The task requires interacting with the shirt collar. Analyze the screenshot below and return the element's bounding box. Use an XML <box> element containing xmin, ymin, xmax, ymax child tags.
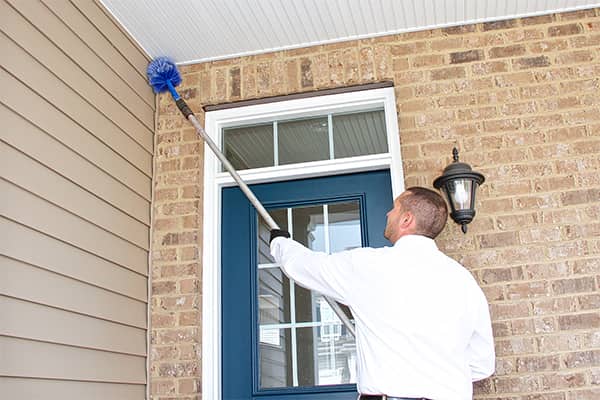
<box><xmin>393</xmin><ymin>234</ymin><xmax>439</xmax><ymax>250</ymax></box>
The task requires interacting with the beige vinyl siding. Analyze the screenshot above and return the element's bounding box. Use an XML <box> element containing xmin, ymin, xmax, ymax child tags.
<box><xmin>0</xmin><ymin>0</ymin><xmax>153</xmax><ymax>398</ymax></box>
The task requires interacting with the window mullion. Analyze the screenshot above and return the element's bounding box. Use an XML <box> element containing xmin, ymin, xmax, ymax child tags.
<box><xmin>328</xmin><ymin>114</ymin><xmax>334</xmax><ymax>160</ymax></box>
<box><xmin>273</xmin><ymin>121</ymin><xmax>279</xmax><ymax>166</ymax></box>
<box><xmin>287</xmin><ymin>207</ymin><xmax>299</xmax><ymax>387</ymax></box>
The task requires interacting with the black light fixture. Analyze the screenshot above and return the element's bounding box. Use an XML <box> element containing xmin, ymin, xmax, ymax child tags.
<box><xmin>433</xmin><ymin>148</ymin><xmax>485</xmax><ymax>234</ymax></box>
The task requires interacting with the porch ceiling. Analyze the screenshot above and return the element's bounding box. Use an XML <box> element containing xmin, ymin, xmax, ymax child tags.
<box><xmin>99</xmin><ymin>0</ymin><xmax>600</xmax><ymax>65</ymax></box>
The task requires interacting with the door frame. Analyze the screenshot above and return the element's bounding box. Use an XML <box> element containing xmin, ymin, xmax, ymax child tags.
<box><xmin>202</xmin><ymin>87</ymin><xmax>404</xmax><ymax>400</ymax></box>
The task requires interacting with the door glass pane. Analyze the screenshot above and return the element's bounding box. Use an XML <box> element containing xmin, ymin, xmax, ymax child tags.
<box><xmin>259</xmin><ymin>327</ymin><xmax>292</xmax><ymax>388</ymax></box>
<box><xmin>259</xmin><ymin>267</ymin><xmax>291</xmax><ymax>324</ymax></box>
<box><xmin>328</xmin><ymin>202</ymin><xmax>362</xmax><ymax>253</ymax></box>
<box><xmin>278</xmin><ymin>117</ymin><xmax>329</xmax><ymax>165</ymax></box>
<box><xmin>332</xmin><ymin>109</ymin><xmax>388</xmax><ymax>158</ymax></box>
<box><xmin>297</xmin><ymin>325</ymin><xmax>356</xmax><ymax>386</ymax></box>
<box><xmin>258</xmin><ymin>208</ymin><xmax>288</xmax><ymax>264</ymax></box>
<box><xmin>223</xmin><ymin>123</ymin><xmax>273</xmax><ymax>171</ymax></box>
<box><xmin>258</xmin><ymin>200</ymin><xmax>361</xmax><ymax>389</ymax></box>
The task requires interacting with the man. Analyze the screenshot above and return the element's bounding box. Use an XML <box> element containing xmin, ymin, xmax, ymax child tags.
<box><xmin>270</xmin><ymin>187</ymin><xmax>495</xmax><ymax>400</ymax></box>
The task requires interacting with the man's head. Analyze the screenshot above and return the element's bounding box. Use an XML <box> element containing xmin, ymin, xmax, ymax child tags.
<box><xmin>383</xmin><ymin>186</ymin><xmax>448</xmax><ymax>242</ymax></box>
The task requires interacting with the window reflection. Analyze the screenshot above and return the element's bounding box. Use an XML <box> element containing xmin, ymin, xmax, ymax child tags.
<box><xmin>258</xmin><ymin>200</ymin><xmax>361</xmax><ymax>389</ymax></box>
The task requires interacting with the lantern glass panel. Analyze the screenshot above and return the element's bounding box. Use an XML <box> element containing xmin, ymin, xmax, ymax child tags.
<box><xmin>447</xmin><ymin>179</ymin><xmax>473</xmax><ymax>211</ymax></box>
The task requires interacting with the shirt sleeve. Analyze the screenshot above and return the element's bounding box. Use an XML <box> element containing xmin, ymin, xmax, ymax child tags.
<box><xmin>270</xmin><ymin>237</ymin><xmax>358</xmax><ymax>304</ymax></box>
<box><xmin>466</xmin><ymin>287</ymin><xmax>496</xmax><ymax>381</ymax></box>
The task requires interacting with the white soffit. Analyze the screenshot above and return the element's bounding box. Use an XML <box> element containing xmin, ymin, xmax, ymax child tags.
<box><xmin>99</xmin><ymin>0</ymin><xmax>600</xmax><ymax>65</ymax></box>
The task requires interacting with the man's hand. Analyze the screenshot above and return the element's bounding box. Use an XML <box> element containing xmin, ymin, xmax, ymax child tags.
<box><xmin>270</xmin><ymin>229</ymin><xmax>290</xmax><ymax>244</ymax></box>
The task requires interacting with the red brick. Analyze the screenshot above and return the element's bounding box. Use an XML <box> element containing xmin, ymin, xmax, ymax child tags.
<box><xmin>157</xmin><ymin>361</ymin><xmax>198</xmax><ymax>377</ymax></box>
<box><xmin>563</xmin><ymin>350</ymin><xmax>600</xmax><ymax>368</ymax></box>
<box><xmin>155</xmin><ymin>218</ymin><xmax>180</xmax><ymax>231</ymax></box>
<box><xmin>521</xmin><ymin>14</ymin><xmax>555</xmax><ymax>25</ymax></box>
<box><xmin>555</xmin><ymin>50</ymin><xmax>594</xmax><ymax>65</ymax></box>
<box><xmin>489</xmin><ymin>44</ymin><xmax>527</xmax><ymax>58</ymax></box>
<box><xmin>524</xmin><ymin>262</ymin><xmax>569</xmax><ymax>279</ymax></box>
<box><xmin>516</xmin><ymin>355</ymin><xmax>560</xmax><ymax>372</ymax></box>
<box><xmin>528</xmin><ymin>39</ymin><xmax>569</xmax><ymax>53</ymax></box>
<box><xmin>579</xmin><ymin>294</ymin><xmax>600</xmax><ymax>311</ymax></box>
<box><xmin>513</xmin><ymin>55</ymin><xmax>551</xmax><ymax>69</ymax></box>
<box><xmin>511</xmin><ymin>318</ymin><xmax>535</xmax><ymax>335</ymax></box>
<box><xmin>491</xmin><ymin>302</ymin><xmax>531</xmax><ymax>320</ymax></box>
<box><xmin>558</xmin><ymin>313</ymin><xmax>600</xmax><ymax>330</ymax></box>
<box><xmin>537</xmin><ymin>333</ymin><xmax>584</xmax><ymax>352</ymax></box>
<box><xmin>153</xmin><ymin>280</ymin><xmax>177</xmax><ymax>295</ymax></box>
<box><xmin>552</xmin><ymin>277</ymin><xmax>596</xmax><ymax>295</ymax></box>
<box><xmin>159</xmin><ymin>295</ymin><xmax>198</xmax><ymax>311</ymax></box>
<box><xmin>178</xmin><ymin>378</ymin><xmax>200</xmax><ymax>394</ymax></box>
<box><xmin>471</xmin><ymin>61</ymin><xmax>509</xmax><ymax>75</ymax></box>
<box><xmin>179</xmin><ymin>310</ymin><xmax>200</xmax><ymax>326</ymax></box>
<box><xmin>152</xmin><ymin>313</ymin><xmax>176</xmax><ymax>328</ymax></box>
<box><xmin>430</xmin><ymin>66</ymin><xmax>466</xmax><ymax>80</ymax></box>
<box><xmin>540</xmin><ymin>372</ymin><xmax>586</xmax><ymax>389</ymax></box>
<box><xmin>493</xmin><ymin>375</ymin><xmax>540</xmax><ymax>392</ymax></box>
<box><xmin>496</xmin><ymin>213</ymin><xmax>539</xmax><ymax>230</ymax></box>
<box><xmin>151</xmin><ymin>379</ymin><xmax>176</xmax><ymax>395</ymax></box>
<box><xmin>179</xmin><ymin>278</ymin><xmax>199</xmax><ymax>294</ymax></box>
<box><xmin>391</xmin><ymin>41</ymin><xmax>428</xmax><ymax>56</ymax></box>
<box><xmin>534</xmin><ymin>316</ymin><xmax>557</xmax><ymax>333</ymax></box>
<box><xmin>561</xmin><ymin>189</ymin><xmax>600</xmax><ymax>206</ymax></box>
<box><xmin>571</xmin><ymin>258</ymin><xmax>600</xmax><ymax>275</ymax></box>
<box><xmin>479</xmin><ymin>232</ymin><xmax>520</xmax><ymax>248</ymax></box>
<box><xmin>161</xmin><ymin>263</ymin><xmax>199</xmax><ymax>278</ymax></box>
<box><xmin>559</xmin><ymin>9</ymin><xmax>597</xmax><ymax>20</ymax></box>
<box><xmin>450</xmin><ymin>50</ymin><xmax>482</xmax><ymax>64</ymax></box>
<box><xmin>507</xmin><ymin>281</ymin><xmax>549</xmax><ymax>299</ymax></box>
<box><xmin>179</xmin><ymin>246</ymin><xmax>199</xmax><ymax>261</ymax></box>
<box><xmin>155</xmin><ymin>327</ymin><xmax>200</xmax><ymax>345</ymax></box>
<box><xmin>520</xmin><ymin>84</ymin><xmax>559</xmax><ymax>99</ymax></box>
<box><xmin>480</xmin><ymin>266</ymin><xmax>523</xmax><ymax>284</ymax></box>
<box><xmin>570</xmin><ymin>388</ymin><xmax>600</xmax><ymax>400</ymax></box>
<box><xmin>483</xmin><ymin>19</ymin><xmax>519</xmax><ymax>31</ymax></box>
<box><xmin>430</xmin><ymin>37</ymin><xmax>463</xmax><ymax>51</ymax></box>
<box><xmin>411</xmin><ymin>54</ymin><xmax>445</xmax><ymax>68</ymax></box>
<box><xmin>442</xmin><ymin>25</ymin><xmax>477</xmax><ymax>35</ymax></box>
<box><xmin>548</xmin><ymin>23</ymin><xmax>583</xmax><ymax>36</ymax></box>
<box><xmin>533</xmin><ymin>297</ymin><xmax>577</xmax><ymax>316</ymax></box>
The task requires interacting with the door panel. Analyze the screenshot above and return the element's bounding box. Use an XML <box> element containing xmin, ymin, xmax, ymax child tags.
<box><xmin>222</xmin><ymin>170</ymin><xmax>392</xmax><ymax>400</ymax></box>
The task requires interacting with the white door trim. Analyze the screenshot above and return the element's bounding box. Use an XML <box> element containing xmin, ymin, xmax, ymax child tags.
<box><xmin>201</xmin><ymin>87</ymin><xmax>404</xmax><ymax>400</ymax></box>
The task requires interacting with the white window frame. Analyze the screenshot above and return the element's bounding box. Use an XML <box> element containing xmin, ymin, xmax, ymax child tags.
<box><xmin>202</xmin><ymin>87</ymin><xmax>404</xmax><ymax>400</ymax></box>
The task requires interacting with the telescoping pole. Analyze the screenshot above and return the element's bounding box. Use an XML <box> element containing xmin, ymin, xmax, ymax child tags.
<box><xmin>146</xmin><ymin>57</ymin><xmax>356</xmax><ymax>338</ymax></box>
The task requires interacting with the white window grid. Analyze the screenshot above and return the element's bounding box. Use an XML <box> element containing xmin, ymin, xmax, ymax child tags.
<box><xmin>258</xmin><ymin>204</ymin><xmax>354</xmax><ymax>387</ymax></box>
<box><xmin>222</xmin><ymin>107</ymin><xmax>384</xmax><ymax>170</ymax></box>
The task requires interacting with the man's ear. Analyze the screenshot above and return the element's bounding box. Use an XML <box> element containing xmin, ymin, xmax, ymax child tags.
<box><xmin>399</xmin><ymin>211</ymin><xmax>415</xmax><ymax>229</ymax></box>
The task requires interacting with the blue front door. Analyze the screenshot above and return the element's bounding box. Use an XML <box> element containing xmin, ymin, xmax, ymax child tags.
<box><xmin>222</xmin><ymin>169</ymin><xmax>393</xmax><ymax>400</ymax></box>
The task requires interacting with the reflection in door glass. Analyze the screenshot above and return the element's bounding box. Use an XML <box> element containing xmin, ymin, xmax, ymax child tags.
<box><xmin>258</xmin><ymin>200</ymin><xmax>361</xmax><ymax>389</ymax></box>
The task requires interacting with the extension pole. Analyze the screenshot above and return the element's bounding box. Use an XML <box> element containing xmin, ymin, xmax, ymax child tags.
<box><xmin>147</xmin><ymin>57</ymin><xmax>355</xmax><ymax>338</ymax></box>
<box><xmin>187</xmin><ymin>115</ymin><xmax>356</xmax><ymax>338</ymax></box>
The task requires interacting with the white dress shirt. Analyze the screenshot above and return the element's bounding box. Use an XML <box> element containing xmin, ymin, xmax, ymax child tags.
<box><xmin>271</xmin><ymin>234</ymin><xmax>495</xmax><ymax>400</ymax></box>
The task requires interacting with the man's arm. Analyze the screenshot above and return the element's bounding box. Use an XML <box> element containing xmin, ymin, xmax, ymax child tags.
<box><xmin>270</xmin><ymin>236</ymin><xmax>358</xmax><ymax>304</ymax></box>
<box><xmin>467</xmin><ymin>288</ymin><xmax>496</xmax><ymax>381</ymax></box>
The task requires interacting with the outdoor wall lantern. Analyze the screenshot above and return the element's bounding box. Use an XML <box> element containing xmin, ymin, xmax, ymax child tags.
<box><xmin>433</xmin><ymin>148</ymin><xmax>485</xmax><ymax>234</ymax></box>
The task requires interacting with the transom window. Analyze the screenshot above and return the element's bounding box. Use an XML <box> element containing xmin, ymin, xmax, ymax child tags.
<box><xmin>222</xmin><ymin>108</ymin><xmax>388</xmax><ymax>171</ymax></box>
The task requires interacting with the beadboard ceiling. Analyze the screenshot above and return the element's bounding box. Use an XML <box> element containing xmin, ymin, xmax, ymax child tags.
<box><xmin>100</xmin><ymin>0</ymin><xmax>600</xmax><ymax>65</ymax></box>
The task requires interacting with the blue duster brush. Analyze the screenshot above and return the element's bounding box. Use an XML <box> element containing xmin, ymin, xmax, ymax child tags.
<box><xmin>147</xmin><ymin>57</ymin><xmax>192</xmax><ymax>117</ymax></box>
<box><xmin>145</xmin><ymin>57</ymin><xmax>356</xmax><ymax>337</ymax></box>
<box><xmin>147</xmin><ymin>56</ymin><xmax>182</xmax><ymax>97</ymax></box>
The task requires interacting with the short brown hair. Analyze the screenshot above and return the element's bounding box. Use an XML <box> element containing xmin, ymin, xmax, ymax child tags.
<box><xmin>400</xmin><ymin>187</ymin><xmax>448</xmax><ymax>238</ymax></box>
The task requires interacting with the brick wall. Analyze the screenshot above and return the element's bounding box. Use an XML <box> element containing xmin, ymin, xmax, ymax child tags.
<box><xmin>151</xmin><ymin>8</ymin><xmax>600</xmax><ymax>399</ymax></box>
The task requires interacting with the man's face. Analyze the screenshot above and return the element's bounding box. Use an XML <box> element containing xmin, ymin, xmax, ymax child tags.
<box><xmin>384</xmin><ymin>195</ymin><xmax>405</xmax><ymax>242</ymax></box>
